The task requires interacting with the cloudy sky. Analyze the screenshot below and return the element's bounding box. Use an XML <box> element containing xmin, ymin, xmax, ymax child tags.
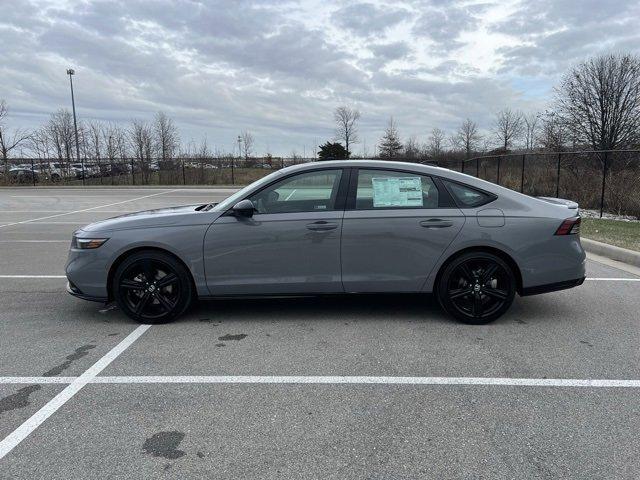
<box><xmin>1</xmin><ymin>0</ymin><xmax>639</xmax><ymax>156</ymax></box>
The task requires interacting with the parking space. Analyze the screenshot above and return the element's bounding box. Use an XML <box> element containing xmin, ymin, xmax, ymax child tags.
<box><xmin>1</xmin><ymin>187</ymin><xmax>639</xmax><ymax>478</ymax></box>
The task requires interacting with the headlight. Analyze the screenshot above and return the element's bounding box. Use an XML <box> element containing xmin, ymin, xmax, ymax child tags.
<box><xmin>72</xmin><ymin>237</ymin><xmax>109</xmax><ymax>249</ymax></box>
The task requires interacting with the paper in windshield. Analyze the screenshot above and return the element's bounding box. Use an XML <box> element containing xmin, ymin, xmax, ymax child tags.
<box><xmin>372</xmin><ymin>177</ymin><xmax>423</xmax><ymax>207</ymax></box>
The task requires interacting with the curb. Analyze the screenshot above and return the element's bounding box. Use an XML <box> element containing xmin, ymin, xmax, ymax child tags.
<box><xmin>582</xmin><ymin>237</ymin><xmax>640</xmax><ymax>268</ymax></box>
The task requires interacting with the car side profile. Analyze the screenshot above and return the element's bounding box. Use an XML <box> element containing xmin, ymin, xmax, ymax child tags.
<box><xmin>66</xmin><ymin>160</ymin><xmax>586</xmax><ymax>324</ymax></box>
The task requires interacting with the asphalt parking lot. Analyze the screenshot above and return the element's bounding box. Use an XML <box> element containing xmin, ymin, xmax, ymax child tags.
<box><xmin>1</xmin><ymin>186</ymin><xmax>640</xmax><ymax>479</ymax></box>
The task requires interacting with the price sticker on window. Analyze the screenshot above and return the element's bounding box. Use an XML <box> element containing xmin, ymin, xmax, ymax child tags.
<box><xmin>372</xmin><ymin>177</ymin><xmax>423</xmax><ymax>207</ymax></box>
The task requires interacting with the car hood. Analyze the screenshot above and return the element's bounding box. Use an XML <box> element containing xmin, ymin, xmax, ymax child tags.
<box><xmin>80</xmin><ymin>204</ymin><xmax>221</xmax><ymax>232</ymax></box>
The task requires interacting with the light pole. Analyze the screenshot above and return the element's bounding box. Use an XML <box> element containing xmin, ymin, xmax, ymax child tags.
<box><xmin>66</xmin><ymin>68</ymin><xmax>85</xmax><ymax>185</ymax></box>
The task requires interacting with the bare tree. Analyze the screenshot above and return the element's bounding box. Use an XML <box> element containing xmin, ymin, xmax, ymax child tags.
<box><xmin>240</xmin><ymin>130</ymin><xmax>254</xmax><ymax>159</ymax></box>
<box><xmin>334</xmin><ymin>106</ymin><xmax>360</xmax><ymax>157</ymax></box>
<box><xmin>404</xmin><ymin>135</ymin><xmax>421</xmax><ymax>159</ymax></box>
<box><xmin>493</xmin><ymin>108</ymin><xmax>524</xmax><ymax>151</ymax></box>
<box><xmin>523</xmin><ymin>113</ymin><xmax>539</xmax><ymax>151</ymax></box>
<box><xmin>153</xmin><ymin>111</ymin><xmax>179</xmax><ymax>161</ymax></box>
<box><xmin>539</xmin><ymin>112</ymin><xmax>570</xmax><ymax>151</ymax></box>
<box><xmin>28</xmin><ymin>127</ymin><xmax>51</xmax><ymax>159</ymax></box>
<box><xmin>46</xmin><ymin>109</ymin><xmax>75</xmax><ymax>169</ymax></box>
<box><xmin>555</xmin><ymin>53</ymin><xmax>640</xmax><ymax>151</ymax></box>
<box><xmin>454</xmin><ymin>118</ymin><xmax>481</xmax><ymax>158</ymax></box>
<box><xmin>87</xmin><ymin>121</ymin><xmax>103</xmax><ymax>167</ymax></box>
<box><xmin>428</xmin><ymin>127</ymin><xmax>446</xmax><ymax>158</ymax></box>
<box><xmin>378</xmin><ymin>117</ymin><xmax>402</xmax><ymax>158</ymax></box>
<box><xmin>129</xmin><ymin>120</ymin><xmax>153</xmax><ymax>181</ymax></box>
<box><xmin>0</xmin><ymin>100</ymin><xmax>31</xmax><ymax>173</ymax></box>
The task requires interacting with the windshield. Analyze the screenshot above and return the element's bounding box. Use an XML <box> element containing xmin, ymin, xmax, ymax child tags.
<box><xmin>211</xmin><ymin>170</ymin><xmax>283</xmax><ymax>212</ymax></box>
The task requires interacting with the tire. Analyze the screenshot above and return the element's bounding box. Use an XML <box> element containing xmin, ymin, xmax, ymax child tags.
<box><xmin>437</xmin><ymin>252</ymin><xmax>516</xmax><ymax>325</ymax></box>
<box><xmin>112</xmin><ymin>250</ymin><xmax>193</xmax><ymax>324</ymax></box>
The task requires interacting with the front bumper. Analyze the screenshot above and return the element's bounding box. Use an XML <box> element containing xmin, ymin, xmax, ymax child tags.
<box><xmin>65</xmin><ymin>242</ymin><xmax>111</xmax><ymax>301</ymax></box>
<box><xmin>66</xmin><ymin>280</ymin><xmax>108</xmax><ymax>303</ymax></box>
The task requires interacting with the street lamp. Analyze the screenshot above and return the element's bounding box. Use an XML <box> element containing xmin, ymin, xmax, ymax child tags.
<box><xmin>66</xmin><ymin>68</ymin><xmax>85</xmax><ymax>185</ymax></box>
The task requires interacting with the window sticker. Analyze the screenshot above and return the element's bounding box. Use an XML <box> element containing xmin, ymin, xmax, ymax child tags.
<box><xmin>372</xmin><ymin>176</ymin><xmax>423</xmax><ymax>207</ymax></box>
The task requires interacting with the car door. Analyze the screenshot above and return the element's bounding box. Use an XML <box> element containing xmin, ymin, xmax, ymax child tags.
<box><xmin>204</xmin><ymin>168</ymin><xmax>348</xmax><ymax>295</ymax></box>
<box><xmin>341</xmin><ymin>168</ymin><xmax>465</xmax><ymax>293</ymax></box>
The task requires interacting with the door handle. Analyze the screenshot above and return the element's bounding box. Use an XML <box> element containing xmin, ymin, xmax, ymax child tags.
<box><xmin>306</xmin><ymin>221</ymin><xmax>338</xmax><ymax>231</ymax></box>
<box><xmin>420</xmin><ymin>218</ymin><xmax>453</xmax><ymax>228</ymax></box>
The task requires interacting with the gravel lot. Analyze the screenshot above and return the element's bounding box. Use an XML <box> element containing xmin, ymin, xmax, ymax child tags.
<box><xmin>1</xmin><ymin>187</ymin><xmax>639</xmax><ymax>479</ymax></box>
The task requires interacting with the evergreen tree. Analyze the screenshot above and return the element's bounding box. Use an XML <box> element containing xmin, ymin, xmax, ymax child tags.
<box><xmin>317</xmin><ymin>141</ymin><xmax>349</xmax><ymax>160</ymax></box>
<box><xmin>378</xmin><ymin>117</ymin><xmax>403</xmax><ymax>158</ymax></box>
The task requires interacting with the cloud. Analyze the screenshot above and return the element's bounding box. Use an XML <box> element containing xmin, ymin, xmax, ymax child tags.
<box><xmin>412</xmin><ymin>4</ymin><xmax>480</xmax><ymax>52</ymax></box>
<box><xmin>331</xmin><ymin>2</ymin><xmax>410</xmax><ymax>36</ymax></box>
<box><xmin>0</xmin><ymin>0</ymin><xmax>638</xmax><ymax>154</ymax></box>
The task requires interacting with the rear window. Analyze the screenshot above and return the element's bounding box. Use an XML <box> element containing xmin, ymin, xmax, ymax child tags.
<box><xmin>443</xmin><ymin>180</ymin><xmax>495</xmax><ymax>208</ymax></box>
<box><xmin>355</xmin><ymin>169</ymin><xmax>439</xmax><ymax>209</ymax></box>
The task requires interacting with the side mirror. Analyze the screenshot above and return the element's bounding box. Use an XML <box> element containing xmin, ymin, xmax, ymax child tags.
<box><xmin>232</xmin><ymin>199</ymin><xmax>255</xmax><ymax>217</ymax></box>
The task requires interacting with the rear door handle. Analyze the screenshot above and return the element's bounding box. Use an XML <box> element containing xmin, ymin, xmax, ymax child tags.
<box><xmin>306</xmin><ymin>221</ymin><xmax>338</xmax><ymax>231</ymax></box>
<box><xmin>420</xmin><ymin>218</ymin><xmax>453</xmax><ymax>228</ymax></box>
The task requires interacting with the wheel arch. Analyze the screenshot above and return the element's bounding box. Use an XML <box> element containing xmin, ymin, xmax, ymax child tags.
<box><xmin>433</xmin><ymin>246</ymin><xmax>523</xmax><ymax>296</ymax></box>
<box><xmin>106</xmin><ymin>246</ymin><xmax>197</xmax><ymax>302</ymax></box>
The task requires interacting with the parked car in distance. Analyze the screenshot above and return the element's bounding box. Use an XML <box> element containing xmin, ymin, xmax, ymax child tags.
<box><xmin>66</xmin><ymin>160</ymin><xmax>586</xmax><ymax>324</ymax></box>
<box><xmin>8</xmin><ymin>167</ymin><xmax>39</xmax><ymax>183</ymax></box>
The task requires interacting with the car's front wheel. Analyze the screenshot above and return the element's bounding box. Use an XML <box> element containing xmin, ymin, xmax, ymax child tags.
<box><xmin>113</xmin><ymin>251</ymin><xmax>193</xmax><ymax>323</ymax></box>
<box><xmin>437</xmin><ymin>252</ymin><xmax>516</xmax><ymax>324</ymax></box>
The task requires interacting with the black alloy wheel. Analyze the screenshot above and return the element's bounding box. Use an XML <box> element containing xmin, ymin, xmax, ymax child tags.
<box><xmin>437</xmin><ymin>252</ymin><xmax>516</xmax><ymax>324</ymax></box>
<box><xmin>113</xmin><ymin>251</ymin><xmax>193</xmax><ymax>323</ymax></box>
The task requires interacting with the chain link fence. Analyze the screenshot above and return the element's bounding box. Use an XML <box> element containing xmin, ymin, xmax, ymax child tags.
<box><xmin>0</xmin><ymin>156</ymin><xmax>310</xmax><ymax>188</ymax></box>
<box><xmin>454</xmin><ymin>150</ymin><xmax>640</xmax><ymax>218</ymax></box>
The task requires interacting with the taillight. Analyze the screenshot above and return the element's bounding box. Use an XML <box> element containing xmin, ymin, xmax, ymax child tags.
<box><xmin>555</xmin><ymin>217</ymin><xmax>581</xmax><ymax>235</ymax></box>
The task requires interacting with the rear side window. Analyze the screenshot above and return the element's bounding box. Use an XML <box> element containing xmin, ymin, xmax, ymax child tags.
<box><xmin>443</xmin><ymin>180</ymin><xmax>495</xmax><ymax>208</ymax></box>
<box><xmin>355</xmin><ymin>169</ymin><xmax>439</xmax><ymax>209</ymax></box>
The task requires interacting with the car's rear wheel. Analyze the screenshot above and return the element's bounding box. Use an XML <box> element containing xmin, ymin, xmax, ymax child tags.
<box><xmin>437</xmin><ymin>252</ymin><xmax>516</xmax><ymax>324</ymax></box>
<box><xmin>113</xmin><ymin>251</ymin><xmax>193</xmax><ymax>324</ymax></box>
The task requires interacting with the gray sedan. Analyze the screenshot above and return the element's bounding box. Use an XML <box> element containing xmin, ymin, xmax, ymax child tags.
<box><xmin>66</xmin><ymin>160</ymin><xmax>586</xmax><ymax>324</ymax></box>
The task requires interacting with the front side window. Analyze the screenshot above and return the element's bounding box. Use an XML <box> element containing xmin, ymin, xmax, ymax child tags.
<box><xmin>249</xmin><ymin>169</ymin><xmax>343</xmax><ymax>214</ymax></box>
<box><xmin>443</xmin><ymin>180</ymin><xmax>494</xmax><ymax>208</ymax></box>
<box><xmin>355</xmin><ymin>169</ymin><xmax>439</xmax><ymax>209</ymax></box>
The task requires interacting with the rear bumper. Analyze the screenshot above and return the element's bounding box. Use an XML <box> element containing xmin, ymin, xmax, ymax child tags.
<box><xmin>520</xmin><ymin>276</ymin><xmax>586</xmax><ymax>296</ymax></box>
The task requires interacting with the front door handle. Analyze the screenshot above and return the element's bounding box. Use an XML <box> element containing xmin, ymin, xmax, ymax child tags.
<box><xmin>306</xmin><ymin>221</ymin><xmax>338</xmax><ymax>231</ymax></box>
<box><xmin>420</xmin><ymin>218</ymin><xmax>453</xmax><ymax>228</ymax></box>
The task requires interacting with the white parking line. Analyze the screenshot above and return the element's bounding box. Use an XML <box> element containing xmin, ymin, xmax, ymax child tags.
<box><xmin>0</xmin><ymin>275</ymin><xmax>66</xmax><ymax>278</ymax></box>
<box><xmin>0</xmin><ymin>189</ymin><xmax>179</xmax><ymax>229</ymax></box>
<box><xmin>0</xmin><ymin>324</ymin><xmax>151</xmax><ymax>461</ymax></box>
<box><xmin>0</xmin><ymin>240</ymin><xmax>68</xmax><ymax>243</ymax></box>
<box><xmin>92</xmin><ymin>375</ymin><xmax>640</xmax><ymax>388</ymax></box>
<box><xmin>0</xmin><ymin>211</ymin><xmax>137</xmax><ymax>213</ymax></box>
<box><xmin>586</xmin><ymin>278</ymin><xmax>640</xmax><ymax>281</ymax></box>
<box><xmin>0</xmin><ymin>377</ymin><xmax>75</xmax><ymax>384</ymax></box>
<box><xmin>0</xmin><ymin>375</ymin><xmax>639</xmax><ymax>388</ymax></box>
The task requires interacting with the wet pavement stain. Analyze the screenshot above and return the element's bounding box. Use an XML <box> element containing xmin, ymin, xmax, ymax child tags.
<box><xmin>580</xmin><ymin>340</ymin><xmax>594</xmax><ymax>347</ymax></box>
<box><xmin>107</xmin><ymin>333</ymin><xmax>120</xmax><ymax>337</ymax></box>
<box><xmin>197</xmin><ymin>451</ymin><xmax>205</xmax><ymax>459</ymax></box>
<box><xmin>43</xmin><ymin>344</ymin><xmax>97</xmax><ymax>377</ymax></box>
<box><xmin>143</xmin><ymin>431</ymin><xmax>186</xmax><ymax>460</ymax></box>
<box><xmin>215</xmin><ymin>343</ymin><xmax>226</xmax><ymax>347</ymax></box>
<box><xmin>218</xmin><ymin>334</ymin><xmax>247</xmax><ymax>341</ymax></box>
<box><xmin>0</xmin><ymin>385</ymin><xmax>41</xmax><ymax>416</ymax></box>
